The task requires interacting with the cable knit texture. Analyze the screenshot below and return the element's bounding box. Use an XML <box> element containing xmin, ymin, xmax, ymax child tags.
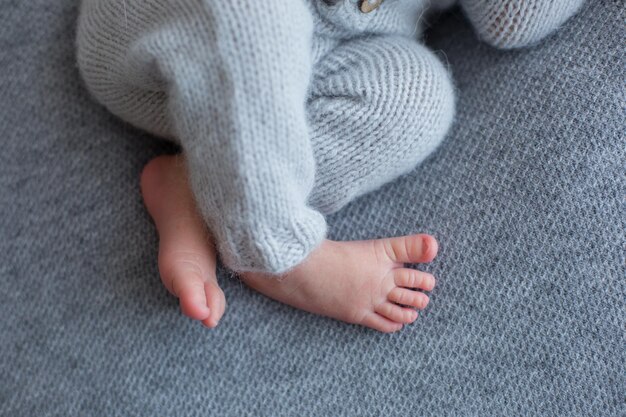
<box><xmin>76</xmin><ymin>0</ymin><xmax>581</xmax><ymax>273</ymax></box>
<box><xmin>2</xmin><ymin>2</ymin><xmax>623</xmax><ymax>416</ymax></box>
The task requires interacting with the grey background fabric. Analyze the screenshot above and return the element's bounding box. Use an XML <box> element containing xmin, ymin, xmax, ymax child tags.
<box><xmin>1</xmin><ymin>1</ymin><xmax>624</xmax><ymax>416</ymax></box>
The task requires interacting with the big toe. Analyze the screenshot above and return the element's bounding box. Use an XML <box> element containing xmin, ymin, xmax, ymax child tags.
<box><xmin>383</xmin><ymin>234</ymin><xmax>439</xmax><ymax>264</ymax></box>
<box><xmin>174</xmin><ymin>272</ymin><xmax>213</xmax><ymax>321</ymax></box>
<box><xmin>202</xmin><ymin>281</ymin><xmax>226</xmax><ymax>328</ymax></box>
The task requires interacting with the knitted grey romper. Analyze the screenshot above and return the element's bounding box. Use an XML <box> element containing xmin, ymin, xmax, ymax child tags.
<box><xmin>76</xmin><ymin>0</ymin><xmax>583</xmax><ymax>274</ymax></box>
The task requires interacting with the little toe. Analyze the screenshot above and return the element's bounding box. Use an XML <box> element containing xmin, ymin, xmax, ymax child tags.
<box><xmin>202</xmin><ymin>281</ymin><xmax>226</xmax><ymax>328</ymax></box>
<box><xmin>394</xmin><ymin>268</ymin><xmax>436</xmax><ymax>291</ymax></box>
<box><xmin>172</xmin><ymin>272</ymin><xmax>212</xmax><ymax>321</ymax></box>
<box><xmin>361</xmin><ymin>313</ymin><xmax>404</xmax><ymax>333</ymax></box>
<box><xmin>382</xmin><ymin>234</ymin><xmax>439</xmax><ymax>264</ymax></box>
<box><xmin>375</xmin><ymin>302</ymin><xmax>419</xmax><ymax>324</ymax></box>
<box><xmin>388</xmin><ymin>287</ymin><xmax>430</xmax><ymax>310</ymax></box>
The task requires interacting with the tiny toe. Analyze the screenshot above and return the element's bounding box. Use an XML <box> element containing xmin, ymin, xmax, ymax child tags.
<box><xmin>361</xmin><ymin>313</ymin><xmax>404</xmax><ymax>333</ymax></box>
<box><xmin>394</xmin><ymin>268</ymin><xmax>436</xmax><ymax>291</ymax></box>
<box><xmin>202</xmin><ymin>281</ymin><xmax>226</xmax><ymax>328</ymax></box>
<box><xmin>383</xmin><ymin>234</ymin><xmax>439</xmax><ymax>264</ymax></box>
<box><xmin>375</xmin><ymin>302</ymin><xmax>419</xmax><ymax>324</ymax></box>
<box><xmin>388</xmin><ymin>287</ymin><xmax>430</xmax><ymax>310</ymax></box>
<box><xmin>172</xmin><ymin>273</ymin><xmax>212</xmax><ymax>321</ymax></box>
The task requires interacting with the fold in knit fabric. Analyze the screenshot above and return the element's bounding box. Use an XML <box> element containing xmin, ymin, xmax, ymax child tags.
<box><xmin>76</xmin><ymin>0</ymin><xmax>582</xmax><ymax>273</ymax></box>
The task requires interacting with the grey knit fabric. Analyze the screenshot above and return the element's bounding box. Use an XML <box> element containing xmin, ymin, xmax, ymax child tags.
<box><xmin>1</xmin><ymin>1</ymin><xmax>624</xmax><ymax>416</ymax></box>
<box><xmin>76</xmin><ymin>0</ymin><xmax>582</xmax><ymax>275</ymax></box>
<box><xmin>76</xmin><ymin>0</ymin><xmax>457</xmax><ymax>274</ymax></box>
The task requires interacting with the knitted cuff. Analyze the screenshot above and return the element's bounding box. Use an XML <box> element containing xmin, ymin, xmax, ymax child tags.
<box><xmin>215</xmin><ymin>208</ymin><xmax>327</xmax><ymax>275</ymax></box>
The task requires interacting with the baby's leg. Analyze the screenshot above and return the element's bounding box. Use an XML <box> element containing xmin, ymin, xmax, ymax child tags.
<box><xmin>306</xmin><ymin>36</ymin><xmax>455</xmax><ymax>214</ymax></box>
<box><xmin>242</xmin><ymin>36</ymin><xmax>454</xmax><ymax>332</ymax></box>
<box><xmin>459</xmin><ymin>0</ymin><xmax>585</xmax><ymax>49</ymax></box>
<box><xmin>141</xmin><ymin>36</ymin><xmax>454</xmax><ymax>333</ymax></box>
<box><xmin>141</xmin><ymin>155</ymin><xmax>225</xmax><ymax>328</ymax></box>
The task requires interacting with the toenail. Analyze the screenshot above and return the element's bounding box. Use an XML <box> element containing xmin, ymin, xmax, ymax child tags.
<box><xmin>422</xmin><ymin>236</ymin><xmax>429</xmax><ymax>253</ymax></box>
<box><xmin>429</xmin><ymin>276</ymin><xmax>436</xmax><ymax>288</ymax></box>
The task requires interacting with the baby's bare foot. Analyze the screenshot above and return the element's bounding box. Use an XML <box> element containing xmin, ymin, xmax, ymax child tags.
<box><xmin>241</xmin><ymin>234</ymin><xmax>438</xmax><ymax>333</ymax></box>
<box><xmin>141</xmin><ymin>155</ymin><xmax>226</xmax><ymax>328</ymax></box>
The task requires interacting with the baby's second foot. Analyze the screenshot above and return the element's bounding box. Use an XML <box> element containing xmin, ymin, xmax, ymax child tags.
<box><xmin>141</xmin><ymin>155</ymin><xmax>226</xmax><ymax>328</ymax></box>
<box><xmin>241</xmin><ymin>234</ymin><xmax>438</xmax><ymax>333</ymax></box>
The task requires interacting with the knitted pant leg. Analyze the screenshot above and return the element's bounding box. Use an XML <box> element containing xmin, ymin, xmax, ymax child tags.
<box><xmin>459</xmin><ymin>0</ymin><xmax>585</xmax><ymax>49</ymax></box>
<box><xmin>78</xmin><ymin>0</ymin><xmax>327</xmax><ymax>274</ymax></box>
<box><xmin>306</xmin><ymin>36</ymin><xmax>455</xmax><ymax>215</ymax></box>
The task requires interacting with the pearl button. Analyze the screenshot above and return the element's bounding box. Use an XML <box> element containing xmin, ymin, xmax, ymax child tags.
<box><xmin>360</xmin><ymin>0</ymin><xmax>383</xmax><ymax>13</ymax></box>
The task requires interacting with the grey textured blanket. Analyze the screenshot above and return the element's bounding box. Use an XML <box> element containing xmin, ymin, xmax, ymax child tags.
<box><xmin>1</xmin><ymin>1</ymin><xmax>624</xmax><ymax>416</ymax></box>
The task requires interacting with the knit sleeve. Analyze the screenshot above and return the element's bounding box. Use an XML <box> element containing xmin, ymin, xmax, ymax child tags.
<box><xmin>459</xmin><ymin>0</ymin><xmax>585</xmax><ymax>49</ymax></box>
<box><xmin>77</xmin><ymin>0</ymin><xmax>327</xmax><ymax>274</ymax></box>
